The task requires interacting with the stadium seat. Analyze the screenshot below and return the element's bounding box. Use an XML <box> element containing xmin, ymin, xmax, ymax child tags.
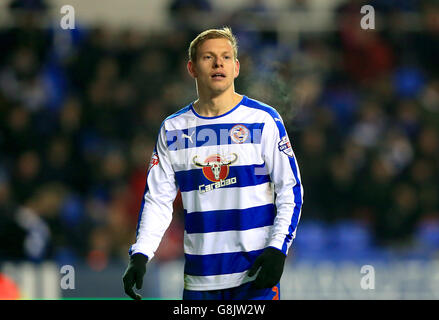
<box><xmin>292</xmin><ymin>220</ymin><xmax>331</xmax><ymax>260</ymax></box>
<box><xmin>414</xmin><ymin>219</ymin><xmax>439</xmax><ymax>251</ymax></box>
<box><xmin>327</xmin><ymin>220</ymin><xmax>380</xmax><ymax>262</ymax></box>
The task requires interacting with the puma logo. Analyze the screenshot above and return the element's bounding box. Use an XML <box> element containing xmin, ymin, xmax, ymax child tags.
<box><xmin>182</xmin><ymin>131</ymin><xmax>194</xmax><ymax>143</ymax></box>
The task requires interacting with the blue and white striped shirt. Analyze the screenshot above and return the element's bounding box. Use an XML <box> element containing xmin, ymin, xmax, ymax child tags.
<box><xmin>129</xmin><ymin>95</ymin><xmax>304</xmax><ymax>291</ymax></box>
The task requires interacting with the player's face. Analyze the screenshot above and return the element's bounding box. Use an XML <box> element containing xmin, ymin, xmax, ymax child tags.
<box><xmin>188</xmin><ymin>38</ymin><xmax>240</xmax><ymax>96</ymax></box>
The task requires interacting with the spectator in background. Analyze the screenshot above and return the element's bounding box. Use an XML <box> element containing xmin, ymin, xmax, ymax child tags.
<box><xmin>0</xmin><ymin>182</ymin><xmax>61</xmax><ymax>262</ymax></box>
<box><xmin>415</xmin><ymin>0</ymin><xmax>439</xmax><ymax>78</ymax></box>
<box><xmin>169</xmin><ymin>0</ymin><xmax>212</xmax><ymax>37</ymax></box>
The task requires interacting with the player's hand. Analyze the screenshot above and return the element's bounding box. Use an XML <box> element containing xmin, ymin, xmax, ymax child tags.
<box><xmin>122</xmin><ymin>253</ymin><xmax>148</xmax><ymax>300</ymax></box>
<box><xmin>248</xmin><ymin>247</ymin><xmax>286</xmax><ymax>289</ymax></box>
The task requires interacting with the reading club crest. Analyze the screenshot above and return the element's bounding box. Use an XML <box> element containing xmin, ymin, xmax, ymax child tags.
<box><xmin>230</xmin><ymin>124</ymin><xmax>250</xmax><ymax>144</ymax></box>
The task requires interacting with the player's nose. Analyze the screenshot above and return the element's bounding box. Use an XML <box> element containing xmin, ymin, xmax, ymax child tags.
<box><xmin>213</xmin><ymin>57</ymin><xmax>224</xmax><ymax>67</ymax></box>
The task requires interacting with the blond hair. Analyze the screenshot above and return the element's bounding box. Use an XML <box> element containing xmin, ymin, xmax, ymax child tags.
<box><xmin>188</xmin><ymin>27</ymin><xmax>238</xmax><ymax>62</ymax></box>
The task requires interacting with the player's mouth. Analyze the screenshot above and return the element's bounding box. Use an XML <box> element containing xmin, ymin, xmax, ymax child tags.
<box><xmin>211</xmin><ymin>72</ymin><xmax>226</xmax><ymax>79</ymax></box>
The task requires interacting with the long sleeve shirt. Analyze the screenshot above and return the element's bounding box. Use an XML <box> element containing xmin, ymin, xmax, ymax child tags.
<box><xmin>129</xmin><ymin>95</ymin><xmax>304</xmax><ymax>291</ymax></box>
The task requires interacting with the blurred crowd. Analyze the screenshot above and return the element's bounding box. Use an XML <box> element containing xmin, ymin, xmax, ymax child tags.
<box><xmin>0</xmin><ymin>0</ymin><xmax>438</xmax><ymax>268</ymax></box>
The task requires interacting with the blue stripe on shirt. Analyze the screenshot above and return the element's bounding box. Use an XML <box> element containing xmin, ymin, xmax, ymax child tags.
<box><xmin>175</xmin><ymin>163</ymin><xmax>270</xmax><ymax>192</ymax></box>
<box><xmin>184</xmin><ymin>249</ymin><xmax>264</xmax><ymax>276</ymax></box>
<box><xmin>166</xmin><ymin>123</ymin><xmax>264</xmax><ymax>150</ymax></box>
<box><xmin>184</xmin><ymin>203</ymin><xmax>276</xmax><ymax>234</ymax></box>
<box><xmin>243</xmin><ymin>98</ymin><xmax>286</xmax><ymax>137</ymax></box>
<box><xmin>281</xmin><ymin>156</ymin><xmax>303</xmax><ymax>254</ymax></box>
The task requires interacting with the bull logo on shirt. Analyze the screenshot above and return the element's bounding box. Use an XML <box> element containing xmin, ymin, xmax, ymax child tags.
<box><xmin>192</xmin><ymin>153</ymin><xmax>238</xmax><ymax>193</ymax></box>
<box><xmin>193</xmin><ymin>153</ymin><xmax>238</xmax><ymax>181</ymax></box>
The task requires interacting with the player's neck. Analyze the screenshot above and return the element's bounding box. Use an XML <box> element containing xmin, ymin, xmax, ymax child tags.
<box><xmin>194</xmin><ymin>91</ymin><xmax>242</xmax><ymax>117</ymax></box>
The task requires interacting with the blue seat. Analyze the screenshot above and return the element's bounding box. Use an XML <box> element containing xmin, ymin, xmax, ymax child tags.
<box><xmin>415</xmin><ymin>220</ymin><xmax>439</xmax><ymax>250</ymax></box>
<box><xmin>327</xmin><ymin>220</ymin><xmax>379</xmax><ymax>262</ymax></box>
<box><xmin>292</xmin><ymin>220</ymin><xmax>330</xmax><ymax>261</ymax></box>
<box><xmin>331</xmin><ymin>220</ymin><xmax>372</xmax><ymax>250</ymax></box>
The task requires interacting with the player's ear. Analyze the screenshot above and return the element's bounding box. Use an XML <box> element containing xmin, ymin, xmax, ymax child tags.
<box><xmin>234</xmin><ymin>59</ymin><xmax>240</xmax><ymax>79</ymax></box>
<box><xmin>187</xmin><ymin>60</ymin><xmax>197</xmax><ymax>78</ymax></box>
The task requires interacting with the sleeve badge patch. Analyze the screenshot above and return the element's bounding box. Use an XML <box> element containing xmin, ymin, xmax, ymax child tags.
<box><xmin>148</xmin><ymin>151</ymin><xmax>159</xmax><ymax>172</ymax></box>
<box><xmin>278</xmin><ymin>136</ymin><xmax>294</xmax><ymax>158</ymax></box>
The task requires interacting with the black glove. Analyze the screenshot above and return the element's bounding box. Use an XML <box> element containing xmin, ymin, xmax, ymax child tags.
<box><xmin>122</xmin><ymin>253</ymin><xmax>148</xmax><ymax>300</ymax></box>
<box><xmin>248</xmin><ymin>247</ymin><xmax>286</xmax><ymax>289</ymax></box>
